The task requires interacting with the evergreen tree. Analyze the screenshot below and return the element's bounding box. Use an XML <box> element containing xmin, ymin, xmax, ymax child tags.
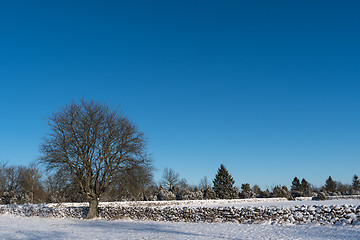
<box><xmin>241</xmin><ymin>183</ymin><xmax>251</xmax><ymax>192</ymax></box>
<box><xmin>324</xmin><ymin>176</ymin><xmax>337</xmax><ymax>192</ymax></box>
<box><xmin>291</xmin><ymin>177</ymin><xmax>301</xmax><ymax>192</ymax></box>
<box><xmin>240</xmin><ymin>183</ymin><xmax>253</xmax><ymax>198</ymax></box>
<box><xmin>212</xmin><ymin>164</ymin><xmax>237</xmax><ymax>199</ymax></box>
<box><xmin>301</xmin><ymin>178</ymin><xmax>311</xmax><ymax>197</ymax></box>
<box><xmin>272</xmin><ymin>185</ymin><xmax>291</xmax><ymax>199</ymax></box>
<box><xmin>352</xmin><ymin>175</ymin><xmax>360</xmax><ymax>191</ymax></box>
<box><xmin>252</xmin><ymin>184</ymin><xmax>262</xmax><ymax>196</ymax></box>
<box><xmin>260</xmin><ymin>189</ymin><xmax>271</xmax><ymax>198</ymax></box>
<box><xmin>203</xmin><ymin>187</ymin><xmax>217</xmax><ymax>199</ymax></box>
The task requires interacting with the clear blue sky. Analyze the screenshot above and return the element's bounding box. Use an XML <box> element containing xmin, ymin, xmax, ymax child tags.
<box><xmin>1</xmin><ymin>1</ymin><xmax>359</xmax><ymax>190</ymax></box>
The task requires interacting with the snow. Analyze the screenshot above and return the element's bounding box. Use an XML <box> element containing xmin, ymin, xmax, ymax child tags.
<box><xmin>0</xmin><ymin>214</ymin><xmax>359</xmax><ymax>239</ymax></box>
<box><xmin>46</xmin><ymin>198</ymin><xmax>360</xmax><ymax>209</ymax></box>
<box><xmin>1</xmin><ymin>199</ymin><xmax>360</xmax><ymax>239</ymax></box>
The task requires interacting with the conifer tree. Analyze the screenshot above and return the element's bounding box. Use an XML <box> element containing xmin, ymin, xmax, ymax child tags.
<box><xmin>324</xmin><ymin>176</ymin><xmax>337</xmax><ymax>192</ymax></box>
<box><xmin>212</xmin><ymin>164</ymin><xmax>237</xmax><ymax>199</ymax></box>
<box><xmin>301</xmin><ymin>178</ymin><xmax>311</xmax><ymax>197</ymax></box>
<box><xmin>352</xmin><ymin>175</ymin><xmax>359</xmax><ymax>191</ymax></box>
<box><xmin>203</xmin><ymin>187</ymin><xmax>217</xmax><ymax>199</ymax></box>
<box><xmin>291</xmin><ymin>177</ymin><xmax>301</xmax><ymax>192</ymax></box>
<box><xmin>272</xmin><ymin>185</ymin><xmax>291</xmax><ymax>199</ymax></box>
<box><xmin>240</xmin><ymin>183</ymin><xmax>253</xmax><ymax>199</ymax></box>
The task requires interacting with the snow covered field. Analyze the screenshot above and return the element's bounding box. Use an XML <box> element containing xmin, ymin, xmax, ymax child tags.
<box><xmin>1</xmin><ymin>214</ymin><xmax>360</xmax><ymax>240</ymax></box>
<box><xmin>1</xmin><ymin>199</ymin><xmax>360</xmax><ymax>239</ymax></box>
<box><xmin>49</xmin><ymin>198</ymin><xmax>360</xmax><ymax>209</ymax></box>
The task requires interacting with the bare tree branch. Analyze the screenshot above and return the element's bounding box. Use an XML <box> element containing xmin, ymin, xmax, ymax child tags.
<box><xmin>39</xmin><ymin>100</ymin><xmax>152</xmax><ymax>219</ymax></box>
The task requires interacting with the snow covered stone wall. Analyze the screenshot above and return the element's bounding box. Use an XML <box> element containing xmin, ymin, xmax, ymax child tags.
<box><xmin>97</xmin><ymin>204</ymin><xmax>360</xmax><ymax>225</ymax></box>
<box><xmin>1</xmin><ymin>201</ymin><xmax>359</xmax><ymax>225</ymax></box>
<box><xmin>0</xmin><ymin>204</ymin><xmax>87</xmax><ymax>219</ymax></box>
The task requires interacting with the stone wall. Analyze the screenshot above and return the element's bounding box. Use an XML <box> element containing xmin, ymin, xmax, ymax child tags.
<box><xmin>97</xmin><ymin>204</ymin><xmax>360</xmax><ymax>224</ymax></box>
<box><xmin>1</xmin><ymin>202</ymin><xmax>359</xmax><ymax>225</ymax></box>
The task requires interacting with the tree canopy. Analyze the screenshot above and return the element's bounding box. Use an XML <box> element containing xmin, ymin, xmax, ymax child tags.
<box><xmin>161</xmin><ymin>168</ymin><xmax>180</xmax><ymax>190</ymax></box>
<box><xmin>39</xmin><ymin>100</ymin><xmax>151</xmax><ymax>219</ymax></box>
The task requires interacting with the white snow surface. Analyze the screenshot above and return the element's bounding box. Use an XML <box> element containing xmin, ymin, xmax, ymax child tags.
<box><xmin>46</xmin><ymin>198</ymin><xmax>360</xmax><ymax>209</ymax></box>
<box><xmin>1</xmin><ymin>199</ymin><xmax>360</xmax><ymax>239</ymax></box>
<box><xmin>1</xmin><ymin>214</ymin><xmax>360</xmax><ymax>240</ymax></box>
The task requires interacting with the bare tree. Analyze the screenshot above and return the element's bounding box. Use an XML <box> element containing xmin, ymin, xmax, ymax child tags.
<box><xmin>0</xmin><ymin>163</ymin><xmax>6</xmax><ymax>203</ymax></box>
<box><xmin>0</xmin><ymin>163</ymin><xmax>46</xmax><ymax>204</ymax></box>
<box><xmin>107</xmin><ymin>164</ymin><xmax>154</xmax><ymax>201</ymax></box>
<box><xmin>178</xmin><ymin>178</ymin><xmax>189</xmax><ymax>190</ymax></box>
<box><xmin>199</xmin><ymin>176</ymin><xmax>210</xmax><ymax>190</ymax></box>
<box><xmin>39</xmin><ymin>100</ymin><xmax>151</xmax><ymax>219</ymax></box>
<box><xmin>45</xmin><ymin>170</ymin><xmax>70</xmax><ymax>203</ymax></box>
<box><xmin>161</xmin><ymin>168</ymin><xmax>179</xmax><ymax>190</ymax></box>
<box><xmin>45</xmin><ymin>169</ymin><xmax>84</xmax><ymax>203</ymax></box>
<box><xmin>252</xmin><ymin>184</ymin><xmax>262</xmax><ymax>196</ymax></box>
<box><xmin>1</xmin><ymin>165</ymin><xmax>21</xmax><ymax>204</ymax></box>
<box><xmin>18</xmin><ymin>163</ymin><xmax>45</xmax><ymax>204</ymax></box>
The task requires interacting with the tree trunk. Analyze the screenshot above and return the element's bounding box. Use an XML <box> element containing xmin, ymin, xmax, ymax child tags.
<box><xmin>86</xmin><ymin>198</ymin><xmax>99</xmax><ymax>219</ymax></box>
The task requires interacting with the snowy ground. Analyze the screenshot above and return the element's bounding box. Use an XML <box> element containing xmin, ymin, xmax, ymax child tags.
<box><xmin>1</xmin><ymin>214</ymin><xmax>360</xmax><ymax>240</ymax></box>
<box><xmin>48</xmin><ymin>198</ymin><xmax>360</xmax><ymax>209</ymax></box>
<box><xmin>2</xmin><ymin>199</ymin><xmax>360</xmax><ymax>239</ymax></box>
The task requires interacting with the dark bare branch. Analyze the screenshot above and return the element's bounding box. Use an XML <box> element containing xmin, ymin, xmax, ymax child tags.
<box><xmin>39</xmin><ymin>100</ymin><xmax>152</xmax><ymax>219</ymax></box>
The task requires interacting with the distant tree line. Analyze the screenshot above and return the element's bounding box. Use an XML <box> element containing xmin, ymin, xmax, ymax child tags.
<box><xmin>1</xmin><ymin>161</ymin><xmax>359</xmax><ymax>205</ymax></box>
<box><xmin>0</xmin><ymin>161</ymin><xmax>155</xmax><ymax>205</ymax></box>
<box><xmin>154</xmin><ymin>164</ymin><xmax>360</xmax><ymax>201</ymax></box>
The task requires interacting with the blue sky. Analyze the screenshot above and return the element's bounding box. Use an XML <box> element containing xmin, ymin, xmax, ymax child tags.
<box><xmin>1</xmin><ymin>1</ymin><xmax>359</xmax><ymax>190</ymax></box>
